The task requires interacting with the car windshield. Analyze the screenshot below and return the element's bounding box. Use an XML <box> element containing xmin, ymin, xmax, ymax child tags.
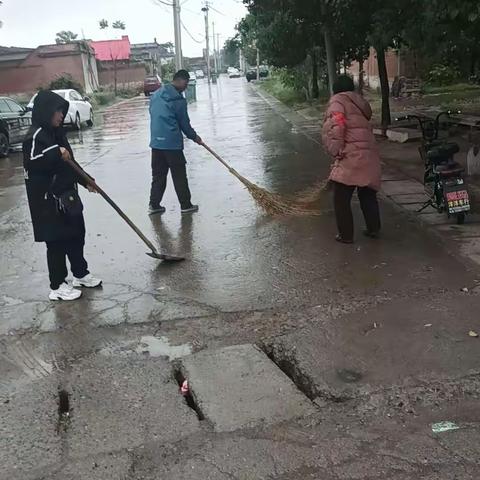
<box><xmin>53</xmin><ymin>91</ymin><xmax>67</xmax><ymax>98</ymax></box>
<box><xmin>146</xmin><ymin>77</ymin><xmax>158</xmax><ymax>82</ymax></box>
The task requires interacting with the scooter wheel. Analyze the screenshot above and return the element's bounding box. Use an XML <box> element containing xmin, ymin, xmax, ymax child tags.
<box><xmin>457</xmin><ymin>213</ymin><xmax>466</xmax><ymax>225</ymax></box>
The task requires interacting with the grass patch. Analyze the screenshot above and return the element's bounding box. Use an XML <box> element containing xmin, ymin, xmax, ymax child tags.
<box><xmin>90</xmin><ymin>85</ymin><xmax>142</xmax><ymax>110</ymax></box>
<box><xmin>423</xmin><ymin>83</ymin><xmax>480</xmax><ymax>95</ymax></box>
<box><xmin>260</xmin><ymin>77</ymin><xmax>307</xmax><ymax>106</ymax></box>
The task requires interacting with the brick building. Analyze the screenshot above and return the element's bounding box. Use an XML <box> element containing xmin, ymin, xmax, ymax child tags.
<box><xmin>349</xmin><ymin>47</ymin><xmax>420</xmax><ymax>89</ymax></box>
<box><xmin>90</xmin><ymin>35</ymin><xmax>146</xmax><ymax>88</ymax></box>
<box><xmin>0</xmin><ymin>42</ymin><xmax>99</xmax><ymax>95</ymax></box>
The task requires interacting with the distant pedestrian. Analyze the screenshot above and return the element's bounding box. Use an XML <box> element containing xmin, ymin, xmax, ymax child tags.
<box><xmin>322</xmin><ymin>75</ymin><xmax>382</xmax><ymax>243</ymax></box>
<box><xmin>149</xmin><ymin>69</ymin><xmax>203</xmax><ymax>215</ymax></box>
<box><xmin>23</xmin><ymin>90</ymin><xmax>101</xmax><ymax>301</ymax></box>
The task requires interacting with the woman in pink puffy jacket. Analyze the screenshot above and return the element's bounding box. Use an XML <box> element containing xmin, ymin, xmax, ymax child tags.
<box><xmin>322</xmin><ymin>75</ymin><xmax>382</xmax><ymax>243</ymax></box>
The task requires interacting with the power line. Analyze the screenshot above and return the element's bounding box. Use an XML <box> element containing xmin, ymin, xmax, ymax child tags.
<box><xmin>181</xmin><ymin>20</ymin><xmax>204</xmax><ymax>44</ymax></box>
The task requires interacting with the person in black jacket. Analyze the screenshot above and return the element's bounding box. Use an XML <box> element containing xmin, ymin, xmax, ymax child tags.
<box><xmin>23</xmin><ymin>90</ymin><xmax>101</xmax><ymax>301</ymax></box>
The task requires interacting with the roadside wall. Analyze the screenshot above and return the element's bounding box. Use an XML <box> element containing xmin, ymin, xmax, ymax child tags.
<box><xmin>349</xmin><ymin>48</ymin><xmax>419</xmax><ymax>89</ymax></box>
<box><xmin>0</xmin><ymin>50</ymin><xmax>97</xmax><ymax>95</ymax></box>
<box><xmin>98</xmin><ymin>64</ymin><xmax>146</xmax><ymax>87</ymax></box>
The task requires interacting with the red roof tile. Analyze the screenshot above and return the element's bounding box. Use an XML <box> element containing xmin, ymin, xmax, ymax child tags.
<box><xmin>90</xmin><ymin>35</ymin><xmax>131</xmax><ymax>61</ymax></box>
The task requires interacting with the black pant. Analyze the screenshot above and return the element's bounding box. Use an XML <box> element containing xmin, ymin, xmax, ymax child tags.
<box><xmin>46</xmin><ymin>238</ymin><xmax>89</xmax><ymax>290</ymax></box>
<box><xmin>149</xmin><ymin>149</ymin><xmax>192</xmax><ymax>210</ymax></box>
<box><xmin>333</xmin><ymin>182</ymin><xmax>381</xmax><ymax>241</ymax></box>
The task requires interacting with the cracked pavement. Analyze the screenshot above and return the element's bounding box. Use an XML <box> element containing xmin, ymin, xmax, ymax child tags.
<box><xmin>0</xmin><ymin>78</ymin><xmax>479</xmax><ymax>479</ymax></box>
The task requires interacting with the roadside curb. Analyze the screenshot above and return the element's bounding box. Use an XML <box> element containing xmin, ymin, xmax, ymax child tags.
<box><xmin>251</xmin><ymin>83</ymin><xmax>480</xmax><ymax>271</ymax></box>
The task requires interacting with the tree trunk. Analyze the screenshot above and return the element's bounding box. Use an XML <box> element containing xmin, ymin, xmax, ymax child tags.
<box><xmin>358</xmin><ymin>59</ymin><xmax>365</xmax><ymax>95</ymax></box>
<box><xmin>311</xmin><ymin>48</ymin><xmax>319</xmax><ymax>99</ymax></box>
<box><xmin>323</xmin><ymin>27</ymin><xmax>336</xmax><ymax>96</ymax></box>
<box><xmin>113</xmin><ymin>59</ymin><xmax>118</xmax><ymax>96</ymax></box>
<box><xmin>375</xmin><ymin>45</ymin><xmax>391</xmax><ymax>132</ymax></box>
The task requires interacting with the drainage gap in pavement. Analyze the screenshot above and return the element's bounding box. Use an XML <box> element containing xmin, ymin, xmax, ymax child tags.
<box><xmin>261</xmin><ymin>342</ymin><xmax>352</xmax><ymax>404</ymax></box>
<box><xmin>56</xmin><ymin>388</ymin><xmax>71</xmax><ymax>433</ymax></box>
<box><xmin>173</xmin><ymin>369</ymin><xmax>204</xmax><ymax>421</ymax></box>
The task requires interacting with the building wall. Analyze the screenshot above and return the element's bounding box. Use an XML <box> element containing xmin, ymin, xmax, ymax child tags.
<box><xmin>0</xmin><ymin>51</ymin><xmax>91</xmax><ymax>95</ymax></box>
<box><xmin>98</xmin><ymin>64</ymin><xmax>146</xmax><ymax>87</ymax></box>
<box><xmin>348</xmin><ymin>48</ymin><xmax>417</xmax><ymax>89</ymax></box>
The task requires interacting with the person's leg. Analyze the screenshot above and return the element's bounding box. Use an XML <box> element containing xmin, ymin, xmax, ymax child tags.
<box><xmin>149</xmin><ymin>149</ymin><xmax>169</xmax><ymax>209</ymax></box>
<box><xmin>65</xmin><ymin>237</ymin><xmax>89</xmax><ymax>279</ymax></box>
<box><xmin>358</xmin><ymin>187</ymin><xmax>381</xmax><ymax>235</ymax></box>
<box><xmin>46</xmin><ymin>240</ymin><xmax>68</xmax><ymax>290</ymax></box>
<box><xmin>167</xmin><ymin>151</ymin><xmax>193</xmax><ymax>210</ymax></box>
<box><xmin>333</xmin><ymin>182</ymin><xmax>355</xmax><ymax>242</ymax></box>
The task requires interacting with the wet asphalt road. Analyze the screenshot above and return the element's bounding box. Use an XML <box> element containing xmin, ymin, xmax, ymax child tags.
<box><xmin>1</xmin><ymin>78</ymin><xmax>480</xmax><ymax>480</ymax></box>
<box><xmin>1</xmin><ymin>77</ymin><xmax>478</xmax><ymax>335</ymax></box>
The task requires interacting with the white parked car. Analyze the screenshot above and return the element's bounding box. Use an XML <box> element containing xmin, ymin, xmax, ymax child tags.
<box><xmin>28</xmin><ymin>89</ymin><xmax>93</xmax><ymax>129</ymax></box>
<box><xmin>228</xmin><ymin>67</ymin><xmax>241</xmax><ymax>79</ymax></box>
<box><xmin>188</xmin><ymin>71</ymin><xmax>197</xmax><ymax>81</ymax></box>
<box><xmin>195</xmin><ymin>69</ymin><xmax>205</xmax><ymax>79</ymax></box>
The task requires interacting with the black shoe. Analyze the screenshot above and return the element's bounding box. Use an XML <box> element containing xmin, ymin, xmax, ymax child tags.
<box><xmin>335</xmin><ymin>234</ymin><xmax>354</xmax><ymax>244</ymax></box>
<box><xmin>149</xmin><ymin>205</ymin><xmax>166</xmax><ymax>215</ymax></box>
<box><xmin>181</xmin><ymin>205</ymin><xmax>199</xmax><ymax>214</ymax></box>
<box><xmin>363</xmin><ymin>230</ymin><xmax>380</xmax><ymax>239</ymax></box>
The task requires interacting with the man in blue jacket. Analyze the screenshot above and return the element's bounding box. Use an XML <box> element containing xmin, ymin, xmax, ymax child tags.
<box><xmin>149</xmin><ymin>70</ymin><xmax>202</xmax><ymax>215</ymax></box>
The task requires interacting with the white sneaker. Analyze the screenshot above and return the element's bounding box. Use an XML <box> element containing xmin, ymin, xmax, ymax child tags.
<box><xmin>72</xmin><ymin>273</ymin><xmax>102</xmax><ymax>288</ymax></box>
<box><xmin>49</xmin><ymin>282</ymin><xmax>82</xmax><ymax>301</ymax></box>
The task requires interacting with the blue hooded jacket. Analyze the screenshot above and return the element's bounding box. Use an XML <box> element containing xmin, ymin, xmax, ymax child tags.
<box><xmin>149</xmin><ymin>83</ymin><xmax>197</xmax><ymax>150</ymax></box>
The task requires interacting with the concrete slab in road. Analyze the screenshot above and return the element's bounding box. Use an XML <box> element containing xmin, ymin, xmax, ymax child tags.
<box><xmin>67</xmin><ymin>356</ymin><xmax>200</xmax><ymax>458</ymax></box>
<box><xmin>180</xmin><ymin>344</ymin><xmax>316</xmax><ymax>432</ymax></box>
<box><xmin>264</xmin><ymin>294</ymin><xmax>480</xmax><ymax>408</ymax></box>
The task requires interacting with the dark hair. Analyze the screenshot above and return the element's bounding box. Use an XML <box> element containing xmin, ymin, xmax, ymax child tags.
<box><xmin>333</xmin><ymin>75</ymin><xmax>355</xmax><ymax>94</ymax></box>
<box><xmin>173</xmin><ymin>69</ymin><xmax>190</xmax><ymax>81</ymax></box>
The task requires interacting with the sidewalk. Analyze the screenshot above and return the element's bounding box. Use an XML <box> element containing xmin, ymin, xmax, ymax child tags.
<box><xmin>253</xmin><ymin>83</ymin><xmax>480</xmax><ymax>270</ymax></box>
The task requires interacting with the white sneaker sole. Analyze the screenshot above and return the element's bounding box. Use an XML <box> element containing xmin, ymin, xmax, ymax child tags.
<box><xmin>49</xmin><ymin>292</ymin><xmax>82</xmax><ymax>301</ymax></box>
<box><xmin>72</xmin><ymin>279</ymin><xmax>103</xmax><ymax>288</ymax></box>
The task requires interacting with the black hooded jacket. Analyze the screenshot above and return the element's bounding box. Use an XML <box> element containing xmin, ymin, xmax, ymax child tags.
<box><xmin>23</xmin><ymin>90</ymin><xmax>87</xmax><ymax>242</ymax></box>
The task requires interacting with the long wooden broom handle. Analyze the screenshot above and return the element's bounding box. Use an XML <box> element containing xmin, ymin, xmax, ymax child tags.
<box><xmin>201</xmin><ymin>142</ymin><xmax>232</xmax><ymax>171</ymax></box>
<box><xmin>64</xmin><ymin>157</ymin><xmax>159</xmax><ymax>254</ymax></box>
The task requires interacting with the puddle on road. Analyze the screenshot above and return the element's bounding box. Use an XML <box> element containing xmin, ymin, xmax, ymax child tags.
<box><xmin>100</xmin><ymin>335</ymin><xmax>192</xmax><ymax>360</ymax></box>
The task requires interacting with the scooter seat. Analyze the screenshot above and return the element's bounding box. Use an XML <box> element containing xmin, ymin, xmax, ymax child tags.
<box><xmin>426</xmin><ymin>142</ymin><xmax>460</xmax><ymax>161</ymax></box>
<box><xmin>437</xmin><ymin>166</ymin><xmax>465</xmax><ymax>177</ymax></box>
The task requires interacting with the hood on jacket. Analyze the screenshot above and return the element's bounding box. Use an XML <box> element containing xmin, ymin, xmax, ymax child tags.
<box><xmin>337</xmin><ymin>91</ymin><xmax>372</xmax><ymax>121</ymax></box>
<box><xmin>158</xmin><ymin>83</ymin><xmax>183</xmax><ymax>102</ymax></box>
<box><xmin>32</xmin><ymin>90</ymin><xmax>70</xmax><ymax>129</ymax></box>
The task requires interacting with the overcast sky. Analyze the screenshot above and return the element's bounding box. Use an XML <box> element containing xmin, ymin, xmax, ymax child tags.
<box><xmin>0</xmin><ymin>0</ymin><xmax>246</xmax><ymax>57</ymax></box>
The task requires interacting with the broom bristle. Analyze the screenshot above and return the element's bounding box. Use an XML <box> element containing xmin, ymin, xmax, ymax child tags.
<box><xmin>225</xmin><ymin>161</ymin><xmax>331</xmax><ymax>216</ymax></box>
<box><xmin>234</xmin><ymin>171</ymin><xmax>330</xmax><ymax>216</ymax></box>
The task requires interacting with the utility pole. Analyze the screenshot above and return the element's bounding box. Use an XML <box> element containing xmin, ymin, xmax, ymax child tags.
<box><xmin>256</xmin><ymin>45</ymin><xmax>260</xmax><ymax>81</ymax></box>
<box><xmin>216</xmin><ymin>33</ymin><xmax>221</xmax><ymax>71</ymax></box>
<box><xmin>172</xmin><ymin>0</ymin><xmax>183</xmax><ymax>70</ymax></box>
<box><xmin>202</xmin><ymin>2</ymin><xmax>211</xmax><ymax>83</ymax></box>
<box><xmin>212</xmin><ymin>21</ymin><xmax>218</xmax><ymax>75</ymax></box>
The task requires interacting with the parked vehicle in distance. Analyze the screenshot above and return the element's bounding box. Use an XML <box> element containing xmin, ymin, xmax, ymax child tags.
<box><xmin>0</xmin><ymin>96</ymin><xmax>32</xmax><ymax>157</ymax></box>
<box><xmin>228</xmin><ymin>67</ymin><xmax>241</xmax><ymax>79</ymax></box>
<box><xmin>246</xmin><ymin>66</ymin><xmax>269</xmax><ymax>82</ymax></box>
<box><xmin>195</xmin><ymin>69</ymin><xmax>205</xmax><ymax>79</ymax></box>
<box><xmin>28</xmin><ymin>89</ymin><xmax>93</xmax><ymax>130</ymax></box>
<box><xmin>188</xmin><ymin>71</ymin><xmax>197</xmax><ymax>82</ymax></box>
<box><xmin>144</xmin><ymin>75</ymin><xmax>162</xmax><ymax>96</ymax></box>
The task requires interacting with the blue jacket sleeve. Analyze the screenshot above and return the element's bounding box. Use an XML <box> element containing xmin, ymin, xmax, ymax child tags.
<box><xmin>175</xmin><ymin>98</ymin><xmax>197</xmax><ymax>140</ymax></box>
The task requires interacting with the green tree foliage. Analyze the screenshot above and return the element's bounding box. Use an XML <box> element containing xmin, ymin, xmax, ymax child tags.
<box><xmin>112</xmin><ymin>20</ymin><xmax>126</xmax><ymax>30</ymax></box>
<box><xmin>223</xmin><ymin>37</ymin><xmax>240</xmax><ymax>67</ymax></box>
<box><xmin>48</xmin><ymin>74</ymin><xmax>83</xmax><ymax>94</ymax></box>
<box><xmin>99</xmin><ymin>19</ymin><xmax>109</xmax><ymax>29</ymax></box>
<box><xmin>55</xmin><ymin>30</ymin><xmax>78</xmax><ymax>44</ymax></box>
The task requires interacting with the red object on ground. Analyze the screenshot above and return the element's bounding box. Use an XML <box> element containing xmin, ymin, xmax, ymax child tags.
<box><xmin>90</xmin><ymin>35</ymin><xmax>131</xmax><ymax>61</ymax></box>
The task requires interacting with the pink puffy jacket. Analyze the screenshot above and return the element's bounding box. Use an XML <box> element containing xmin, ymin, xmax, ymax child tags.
<box><xmin>322</xmin><ymin>91</ymin><xmax>381</xmax><ymax>191</ymax></box>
